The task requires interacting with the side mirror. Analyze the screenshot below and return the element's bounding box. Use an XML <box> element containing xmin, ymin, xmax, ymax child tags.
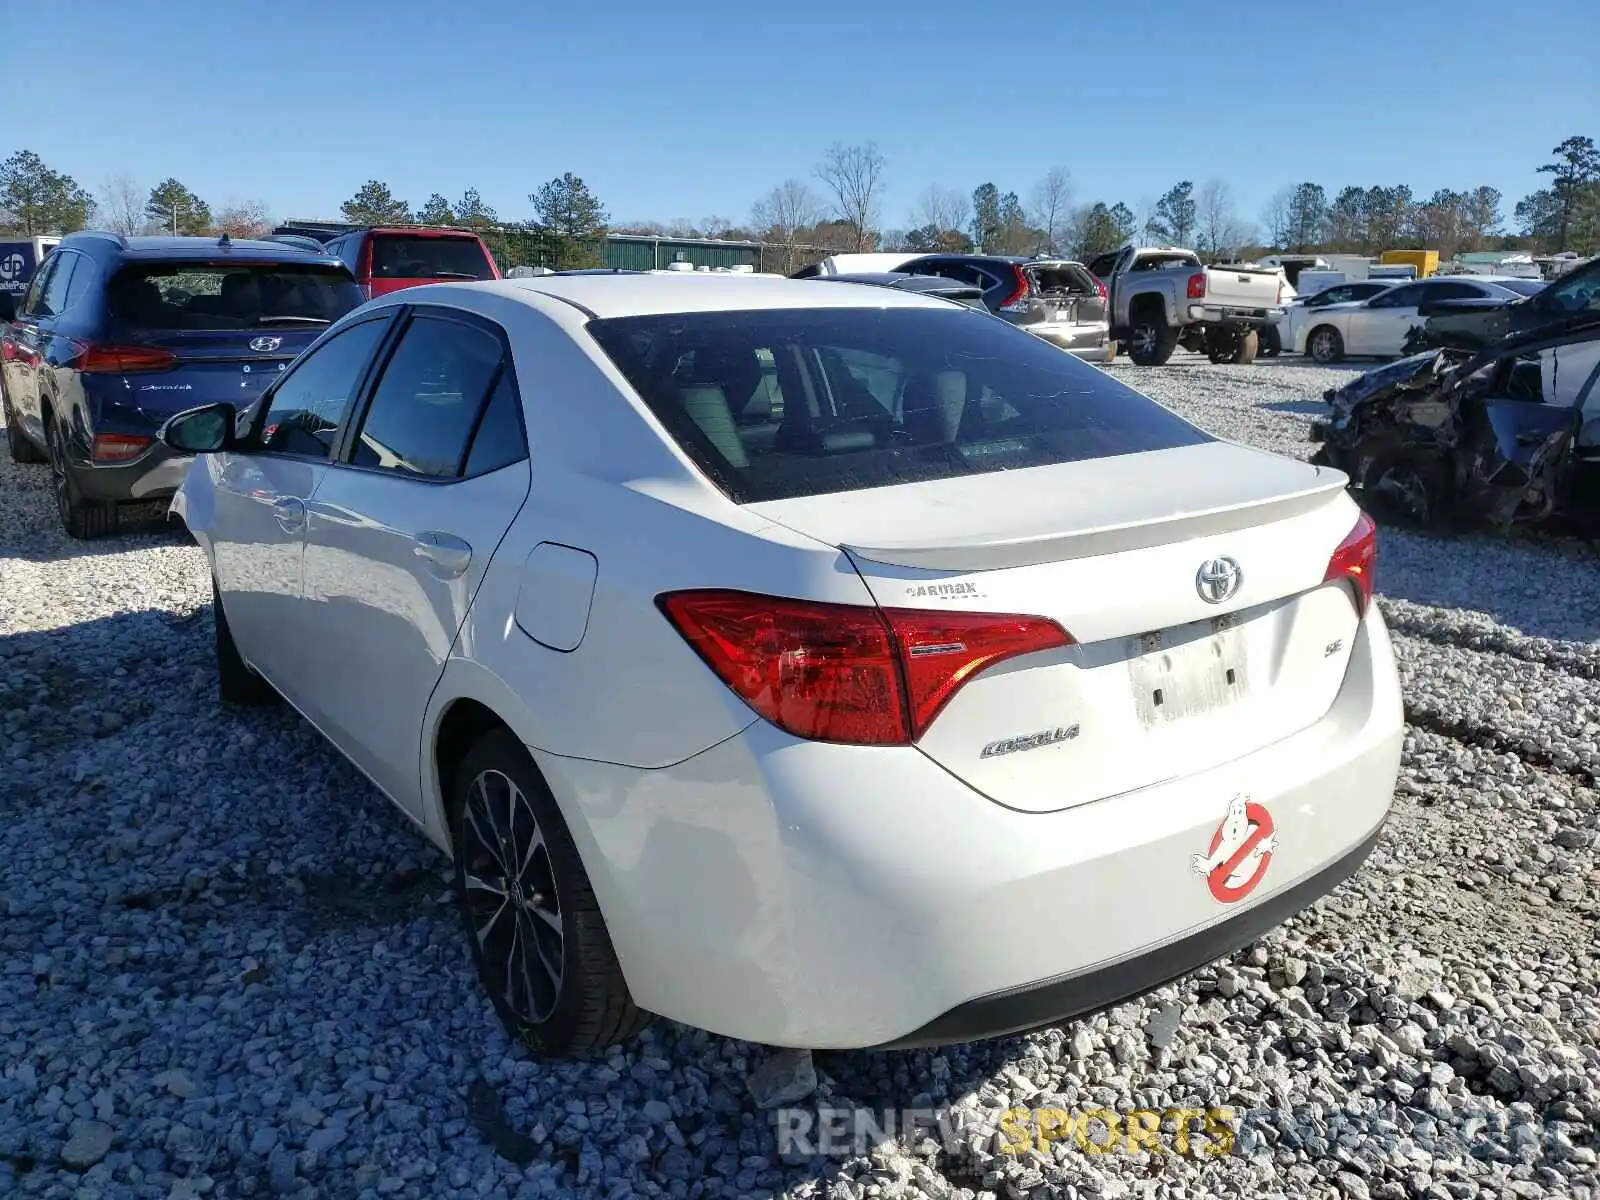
<box><xmin>160</xmin><ymin>402</ymin><xmax>237</xmax><ymax>454</ymax></box>
<box><xmin>0</xmin><ymin>290</ymin><xmax>16</xmax><ymax>323</ymax></box>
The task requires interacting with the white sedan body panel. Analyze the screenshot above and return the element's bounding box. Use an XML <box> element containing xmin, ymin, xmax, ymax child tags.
<box><xmin>178</xmin><ymin>275</ymin><xmax>1405</xmax><ymax>1049</ymax></box>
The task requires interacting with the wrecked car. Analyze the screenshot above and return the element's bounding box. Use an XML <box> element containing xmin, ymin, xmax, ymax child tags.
<box><xmin>1405</xmin><ymin>256</ymin><xmax>1599</xmax><ymax>353</ymax></box>
<box><xmin>1310</xmin><ymin>320</ymin><xmax>1600</xmax><ymax>530</ymax></box>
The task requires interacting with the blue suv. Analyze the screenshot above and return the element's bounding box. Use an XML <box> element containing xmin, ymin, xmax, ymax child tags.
<box><xmin>0</xmin><ymin>233</ymin><xmax>363</xmax><ymax>538</ymax></box>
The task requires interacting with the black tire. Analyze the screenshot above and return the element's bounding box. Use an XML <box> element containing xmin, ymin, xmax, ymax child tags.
<box><xmin>1127</xmin><ymin>315</ymin><xmax>1178</xmax><ymax>366</ymax></box>
<box><xmin>214</xmin><ymin>580</ymin><xmax>279</xmax><ymax>706</ymax></box>
<box><xmin>1232</xmin><ymin>328</ymin><xmax>1259</xmax><ymax>365</ymax></box>
<box><xmin>1260</xmin><ymin>326</ymin><xmax>1282</xmax><ymax>357</ymax></box>
<box><xmin>1359</xmin><ymin>447</ymin><xmax>1450</xmax><ymax>528</ymax></box>
<box><xmin>3</xmin><ymin>384</ymin><xmax>46</xmax><ymax>464</ymax></box>
<box><xmin>450</xmin><ymin>729</ymin><xmax>650</xmax><ymax>1055</ymax></box>
<box><xmin>1205</xmin><ymin>328</ymin><xmax>1236</xmax><ymax>364</ymax></box>
<box><xmin>1307</xmin><ymin>326</ymin><xmax>1345</xmax><ymax>365</ymax></box>
<box><xmin>45</xmin><ymin>420</ymin><xmax>116</xmax><ymax>539</ymax></box>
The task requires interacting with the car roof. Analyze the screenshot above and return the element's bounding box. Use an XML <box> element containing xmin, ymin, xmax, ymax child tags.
<box><xmin>75</xmin><ymin>234</ymin><xmax>342</xmax><ymax>265</ymax></box>
<box><xmin>469</xmin><ymin>273</ymin><xmax>955</xmax><ymax>318</ymax></box>
<box><xmin>364</xmin><ymin>226</ymin><xmax>484</xmax><ymax>238</ymax></box>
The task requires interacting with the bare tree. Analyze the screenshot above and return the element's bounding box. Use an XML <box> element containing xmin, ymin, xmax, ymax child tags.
<box><xmin>814</xmin><ymin>142</ymin><xmax>886</xmax><ymax>252</ymax></box>
<box><xmin>1028</xmin><ymin>168</ymin><xmax>1073</xmax><ymax>254</ymax></box>
<box><xmin>1260</xmin><ymin>187</ymin><xmax>1295</xmax><ymax>249</ymax></box>
<box><xmin>908</xmin><ymin>185</ymin><xmax>970</xmax><ymax>238</ymax></box>
<box><xmin>1196</xmin><ymin>179</ymin><xmax>1248</xmax><ymax>260</ymax></box>
<box><xmin>751</xmin><ymin>179</ymin><xmax>826</xmax><ymax>273</ymax></box>
<box><xmin>214</xmin><ymin>199</ymin><xmax>273</xmax><ymax>239</ymax></box>
<box><xmin>97</xmin><ymin>173</ymin><xmax>143</xmax><ymax>236</ymax></box>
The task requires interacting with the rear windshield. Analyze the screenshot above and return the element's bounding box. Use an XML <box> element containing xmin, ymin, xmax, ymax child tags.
<box><xmin>371</xmin><ymin>235</ymin><xmax>494</xmax><ymax>280</ymax></box>
<box><xmin>586</xmin><ymin>307</ymin><xmax>1211</xmax><ymax>504</ymax></box>
<box><xmin>108</xmin><ymin>262</ymin><xmax>362</xmax><ymax>331</ymax></box>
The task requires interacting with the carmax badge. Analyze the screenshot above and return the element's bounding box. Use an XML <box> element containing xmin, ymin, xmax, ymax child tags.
<box><xmin>980</xmin><ymin>724</ymin><xmax>1080</xmax><ymax>759</ymax></box>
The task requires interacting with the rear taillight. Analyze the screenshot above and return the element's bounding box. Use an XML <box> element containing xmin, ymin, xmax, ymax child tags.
<box><xmin>1186</xmin><ymin>273</ymin><xmax>1207</xmax><ymax>300</ymax></box>
<box><xmin>1324</xmin><ymin>510</ymin><xmax>1377</xmax><ymax>615</ymax></box>
<box><xmin>74</xmin><ymin>344</ymin><xmax>178</xmax><ymax>374</ymax></box>
<box><xmin>657</xmin><ymin>590</ymin><xmax>1073</xmax><ymax>746</ymax></box>
<box><xmin>1092</xmin><ymin>274</ymin><xmax>1107</xmax><ymax>300</ymax></box>
<box><xmin>91</xmin><ymin>433</ymin><xmax>154</xmax><ymax>462</ymax></box>
<box><xmin>998</xmin><ymin>265</ymin><xmax>1032</xmax><ymax>313</ymax></box>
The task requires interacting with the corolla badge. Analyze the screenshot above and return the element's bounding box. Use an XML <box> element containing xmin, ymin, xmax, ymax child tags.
<box><xmin>249</xmin><ymin>336</ymin><xmax>282</xmax><ymax>352</ymax></box>
<box><xmin>1195</xmin><ymin>556</ymin><xmax>1242</xmax><ymax>604</ymax></box>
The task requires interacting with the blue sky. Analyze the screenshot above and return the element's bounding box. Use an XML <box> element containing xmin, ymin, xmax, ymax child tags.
<box><xmin>14</xmin><ymin>0</ymin><xmax>1598</xmax><ymax>234</ymax></box>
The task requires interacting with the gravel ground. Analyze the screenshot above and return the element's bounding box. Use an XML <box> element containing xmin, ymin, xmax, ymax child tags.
<box><xmin>2</xmin><ymin>352</ymin><xmax>1598</xmax><ymax>1200</ymax></box>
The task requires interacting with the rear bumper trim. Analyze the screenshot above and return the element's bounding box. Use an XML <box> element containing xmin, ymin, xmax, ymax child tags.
<box><xmin>868</xmin><ymin>814</ymin><xmax>1387</xmax><ymax>1050</ymax></box>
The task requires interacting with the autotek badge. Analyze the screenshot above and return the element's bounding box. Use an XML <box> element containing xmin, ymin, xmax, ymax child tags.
<box><xmin>980</xmin><ymin>725</ymin><xmax>1079</xmax><ymax>759</ymax></box>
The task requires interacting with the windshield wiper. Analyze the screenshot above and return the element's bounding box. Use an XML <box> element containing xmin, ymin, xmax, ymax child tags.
<box><xmin>253</xmin><ymin>315</ymin><xmax>332</xmax><ymax>326</ymax></box>
<box><xmin>429</xmin><ymin>271</ymin><xmax>482</xmax><ymax>280</ymax></box>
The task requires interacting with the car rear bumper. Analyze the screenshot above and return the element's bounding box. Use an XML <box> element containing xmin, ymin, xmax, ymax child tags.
<box><xmin>535</xmin><ymin>606</ymin><xmax>1403</xmax><ymax>1049</ymax></box>
<box><xmin>1188</xmin><ymin>304</ymin><xmax>1286</xmax><ymax>326</ymax></box>
<box><xmin>1021</xmin><ymin>322</ymin><xmax>1113</xmax><ymax>359</ymax></box>
<box><xmin>68</xmin><ymin>441</ymin><xmax>194</xmax><ymax>503</ymax></box>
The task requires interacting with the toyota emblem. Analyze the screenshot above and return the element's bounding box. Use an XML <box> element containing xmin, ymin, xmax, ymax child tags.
<box><xmin>249</xmin><ymin>336</ymin><xmax>282</xmax><ymax>352</ymax></box>
<box><xmin>1195</xmin><ymin>556</ymin><xmax>1242</xmax><ymax>604</ymax></box>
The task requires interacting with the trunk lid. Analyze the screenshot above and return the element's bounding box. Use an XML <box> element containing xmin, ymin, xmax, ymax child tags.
<box><xmin>93</xmin><ymin>328</ymin><xmax>325</xmax><ymax>424</ymax></box>
<box><xmin>1025</xmin><ymin>262</ymin><xmax>1108</xmax><ymax>324</ymax></box>
<box><xmin>747</xmin><ymin>442</ymin><xmax>1365</xmax><ymax>813</ymax></box>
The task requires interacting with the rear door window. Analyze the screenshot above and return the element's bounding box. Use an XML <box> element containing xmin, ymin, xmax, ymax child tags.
<box><xmin>348</xmin><ymin>313</ymin><xmax>507</xmax><ymax>478</ymax></box>
<box><xmin>370</xmin><ymin>236</ymin><xmax>494</xmax><ymax>281</ymax></box>
<box><xmin>586</xmin><ymin>306</ymin><xmax>1212</xmax><ymax>504</ymax></box>
<box><xmin>257</xmin><ymin>317</ymin><xmax>391</xmax><ymax>459</ymax></box>
<box><xmin>107</xmin><ymin>262</ymin><xmax>363</xmax><ymax>331</ymax></box>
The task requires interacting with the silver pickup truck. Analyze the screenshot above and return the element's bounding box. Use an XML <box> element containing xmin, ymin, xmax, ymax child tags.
<box><xmin>1087</xmin><ymin>245</ymin><xmax>1286</xmax><ymax>366</ymax></box>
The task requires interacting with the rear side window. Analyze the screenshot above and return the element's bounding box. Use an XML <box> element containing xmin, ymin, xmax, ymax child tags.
<box><xmin>36</xmin><ymin>253</ymin><xmax>77</xmax><ymax>318</ymax></box>
<box><xmin>107</xmin><ymin>262</ymin><xmax>362</xmax><ymax>331</ymax></box>
<box><xmin>350</xmin><ymin>315</ymin><xmax>506</xmax><ymax>477</ymax></box>
<box><xmin>463</xmin><ymin>372</ymin><xmax>528</xmax><ymax>477</ymax></box>
<box><xmin>586</xmin><ymin>307</ymin><xmax>1212</xmax><ymax>504</ymax></box>
<box><xmin>370</xmin><ymin>236</ymin><xmax>494</xmax><ymax>281</ymax></box>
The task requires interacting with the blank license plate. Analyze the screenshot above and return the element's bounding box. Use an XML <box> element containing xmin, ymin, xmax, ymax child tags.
<box><xmin>1129</xmin><ymin>626</ymin><xmax>1249</xmax><ymax>725</ymax></box>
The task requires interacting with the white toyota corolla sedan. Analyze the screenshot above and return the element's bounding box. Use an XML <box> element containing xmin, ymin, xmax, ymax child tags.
<box><xmin>162</xmin><ymin>274</ymin><xmax>1404</xmax><ymax>1054</ymax></box>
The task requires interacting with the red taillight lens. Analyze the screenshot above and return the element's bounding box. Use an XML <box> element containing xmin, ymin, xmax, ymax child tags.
<box><xmin>1324</xmin><ymin>510</ymin><xmax>1377</xmax><ymax>615</ymax></box>
<box><xmin>91</xmin><ymin>433</ymin><xmax>154</xmax><ymax>462</ymax></box>
<box><xmin>1093</xmin><ymin>274</ymin><xmax>1107</xmax><ymax>300</ymax></box>
<box><xmin>881</xmin><ymin>607</ymin><xmax>1075</xmax><ymax>738</ymax></box>
<box><xmin>75</xmin><ymin>344</ymin><xmax>178</xmax><ymax>374</ymax></box>
<box><xmin>998</xmin><ymin>264</ymin><xmax>1031</xmax><ymax>312</ymax></box>
<box><xmin>1186</xmin><ymin>273</ymin><xmax>1207</xmax><ymax>300</ymax></box>
<box><xmin>657</xmin><ymin>590</ymin><xmax>1073</xmax><ymax>746</ymax></box>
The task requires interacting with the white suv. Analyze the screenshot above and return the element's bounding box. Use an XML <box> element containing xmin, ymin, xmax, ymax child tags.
<box><xmin>163</xmin><ymin>274</ymin><xmax>1404</xmax><ymax>1054</ymax></box>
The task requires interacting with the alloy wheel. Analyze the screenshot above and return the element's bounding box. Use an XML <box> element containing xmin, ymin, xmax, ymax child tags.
<box><xmin>1310</xmin><ymin>331</ymin><xmax>1338</xmax><ymax>363</ymax></box>
<box><xmin>47</xmin><ymin>426</ymin><xmax>71</xmax><ymax>523</ymax></box>
<box><xmin>1130</xmin><ymin>324</ymin><xmax>1157</xmax><ymax>357</ymax></box>
<box><xmin>459</xmin><ymin>768</ymin><xmax>565</xmax><ymax>1024</ymax></box>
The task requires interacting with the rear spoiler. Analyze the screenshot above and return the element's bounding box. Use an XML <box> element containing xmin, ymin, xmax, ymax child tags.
<box><xmin>841</xmin><ymin>477</ymin><xmax>1349</xmax><ymax>570</ymax></box>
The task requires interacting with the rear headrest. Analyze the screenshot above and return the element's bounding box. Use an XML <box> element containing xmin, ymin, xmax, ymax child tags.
<box><xmin>679</xmin><ymin>384</ymin><xmax>749</xmax><ymax>468</ymax></box>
